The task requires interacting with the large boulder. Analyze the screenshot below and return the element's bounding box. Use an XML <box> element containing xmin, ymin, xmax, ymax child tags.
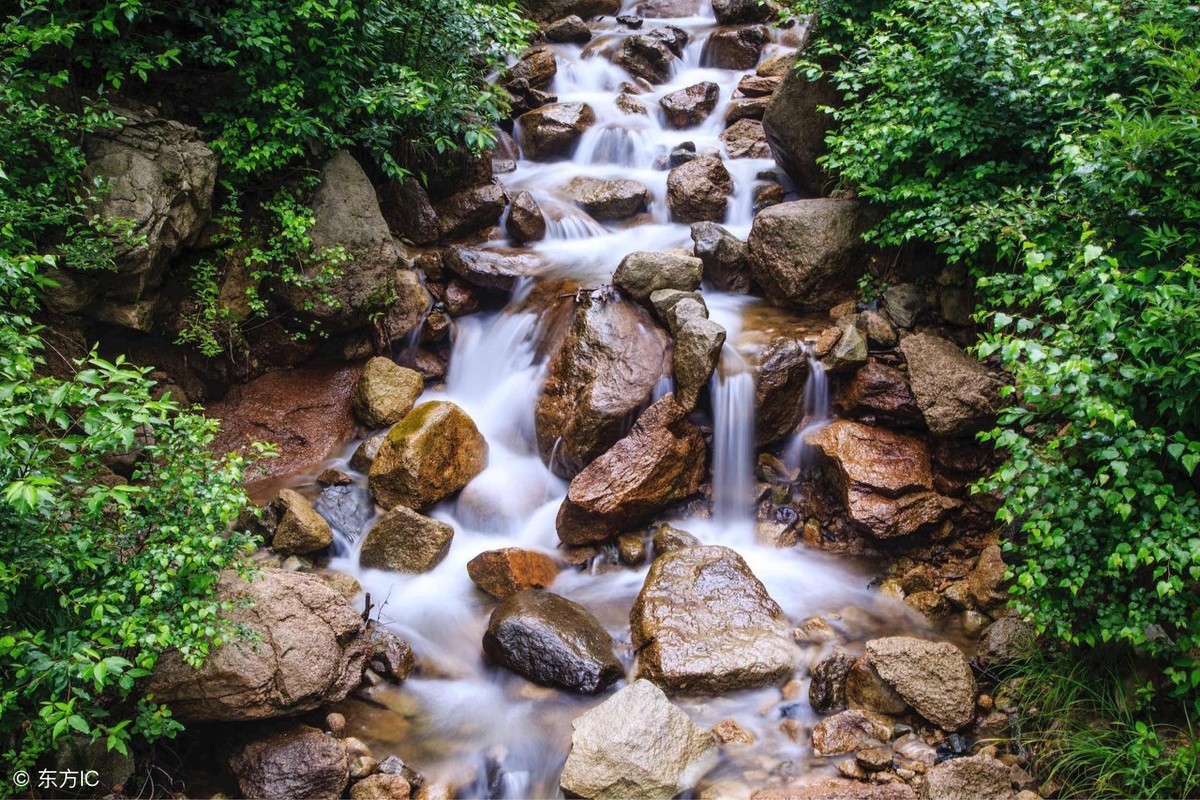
<box><xmin>380</xmin><ymin>176</ymin><xmax>439</xmax><ymax>246</ymax></box>
<box><xmin>691</xmin><ymin>222</ymin><xmax>752</xmax><ymax>293</ymax></box>
<box><xmin>614</xmin><ymin>27</ymin><xmax>689</xmax><ymax>84</ymax></box>
<box><xmin>701</xmin><ymin>25</ymin><xmax>770</xmax><ymax>71</ymax></box>
<box><xmin>535</xmin><ymin>291</ymin><xmax>670</xmax><ymax>477</ymax></box>
<box><xmin>150</xmin><ymin>570</ymin><xmax>368</xmax><ymax>722</ymax></box>
<box><xmin>748</xmin><ymin>199</ymin><xmax>875</xmax><ymax>311</ymax></box>
<box><xmin>520</xmin><ymin>0</ymin><xmax>620</xmax><ymax>21</ymax></box>
<box><xmin>836</xmin><ymin>362</ymin><xmax>923</xmax><ymax>428</ymax></box>
<box><xmin>518</xmin><ymin>103</ymin><xmax>597</xmax><ymax>160</ymax></box>
<box><xmin>229</xmin><ymin>724</ymin><xmax>349</xmax><ymax>800</ymax></box>
<box><xmin>83</xmin><ymin>103</ymin><xmax>218</xmax><ymax>302</ymax></box>
<box><xmin>557</xmin><ymin>395</ymin><xmax>706</xmax><ymax>544</ymax></box>
<box><xmin>754</xmin><ymin>337</ymin><xmax>810</xmax><ymax>446</ymax></box>
<box><xmin>433</xmin><ymin>180</ymin><xmax>508</xmax><ymax>240</ymax></box>
<box><xmin>467</xmin><ymin>548</ymin><xmax>560</xmax><ymax>599</ymax></box>
<box><xmin>507</xmin><ymin>191</ymin><xmax>547</xmax><ymax>243</ymax></box>
<box><xmin>660</xmin><ymin>81</ymin><xmax>721</xmax><ymax>129</ymax></box>
<box><xmin>865</xmin><ymin>637</ymin><xmax>977</xmax><ymax>731</ymax></box>
<box><xmin>806</xmin><ymin>420</ymin><xmax>957</xmax><ymax>538</ymax></box>
<box><xmin>562</xmin><ymin>176</ymin><xmax>651</xmax><ymax>221</ymax></box>
<box><xmin>762</xmin><ymin>62</ymin><xmax>841</xmax><ymax>196</ymax></box>
<box><xmin>559</xmin><ymin>679</ymin><xmax>718</xmax><ymax>800</ymax></box>
<box><xmin>899</xmin><ymin>333</ymin><xmax>1003</xmax><ymax>438</ymax></box>
<box><xmin>276</xmin><ymin>151</ymin><xmax>402</xmax><ymax>330</ymax></box>
<box><xmin>631</xmin><ymin>545</ymin><xmax>796</xmax><ymax>693</ymax></box>
<box><xmin>352</xmin><ymin>357</ymin><xmax>424</xmax><ymax>429</ymax></box>
<box><xmin>359</xmin><ymin>505</ymin><xmax>455</xmax><ymax>573</ymax></box>
<box><xmin>613</xmin><ymin>251</ymin><xmax>703</xmax><ymax>301</ymax></box>
<box><xmin>368</xmin><ymin>401</ymin><xmax>488</xmax><ymax>510</ymax></box>
<box><xmin>926</xmin><ymin>755</ymin><xmax>1017</xmax><ymax>800</ymax></box>
<box><xmin>273</xmin><ymin>489</ymin><xmax>333</xmax><ymax>555</ymax></box>
<box><xmin>443</xmin><ymin>246</ymin><xmax>541</xmax><ymax>292</ymax></box>
<box><xmin>712</xmin><ymin>0</ymin><xmax>776</xmax><ymax>24</ymax></box>
<box><xmin>546</xmin><ymin>15</ymin><xmax>593</xmax><ymax>44</ymax></box>
<box><xmin>483</xmin><ymin>590</ymin><xmax>622</xmax><ymax>694</ymax></box>
<box><xmin>503</xmin><ymin>47</ymin><xmax>557</xmax><ymax>92</ymax></box>
<box><xmin>668</xmin><ymin>156</ymin><xmax>733</xmax><ymax>223</ymax></box>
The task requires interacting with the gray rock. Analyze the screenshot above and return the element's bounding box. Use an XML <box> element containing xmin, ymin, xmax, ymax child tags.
<box><xmin>899</xmin><ymin>333</ymin><xmax>1003</xmax><ymax>437</ymax></box>
<box><xmin>810</xmin><ymin>650</ymin><xmax>854</xmax><ymax>714</ymax></box>
<box><xmin>673</xmin><ymin>316</ymin><xmax>726</xmax><ymax>410</ymax></box>
<box><xmin>518</xmin><ymin>102</ymin><xmax>597</xmax><ymax>159</ymax></box>
<box><xmin>975</xmin><ymin>617</ymin><xmax>1036</xmax><ymax>668</ymax></box>
<box><xmin>359</xmin><ymin>505</ymin><xmax>454</xmax><ymax>573</ymax></box>
<box><xmin>613</xmin><ymin>251</ymin><xmax>703</xmax><ymax>300</ymax></box>
<box><xmin>484</xmin><ymin>590</ymin><xmax>621</xmax><ymax>694</ymax></box>
<box><xmin>691</xmin><ymin>222</ymin><xmax>752</xmax><ymax>293</ymax></box>
<box><xmin>273</xmin><ymin>488</ymin><xmax>334</xmax><ymax>555</ymax></box>
<box><xmin>754</xmin><ymin>336</ymin><xmax>809</xmax><ymax>446</ymax></box>
<box><xmin>507</xmin><ymin>190</ymin><xmax>547</xmax><ymax>243</ymax></box>
<box><xmin>823</xmin><ymin>322</ymin><xmax>868</xmax><ymax>372</ymax></box>
<box><xmin>865</xmin><ymin>637</ymin><xmax>977</xmax><ymax>731</ymax></box>
<box><xmin>380</xmin><ymin>176</ymin><xmax>439</xmax><ymax>245</ymax></box>
<box><xmin>546</xmin><ymin>15</ymin><xmax>592</xmax><ymax>43</ymax></box>
<box><xmin>668</xmin><ymin>156</ymin><xmax>733</xmax><ymax>223</ymax></box>
<box><xmin>562</xmin><ymin>176</ymin><xmax>650</xmax><ymax>220</ymax></box>
<box><xmin>352</xmin><ymin>357</ymin><xmax>424</xmax><ymax>429</ymax></box>
<box><xmin>433</xmin><ymin>179</ymin><xmax>508</xmax><ymax>240</ymax></box>
<box><xmin>443</xmin><ymin>246</ymin><xmax>541</xmax><ymax>292</ymax></box>
<box><xmin>660</xmin><ymin>81</ymin><xmax>721</xmax><ymax>128</ymax></box>
<box><xmin>631</xmin><ymin>545</ymin><xmax>796</xmax><ymax>693</ymax></box>
<box><xmin>882</xmin><ymin>283</ymin><xmax>931</xmax><ymax>328</ymax></box>
<box><xmin>559</xmin><ymin>679</ymin><xmax>718</xmax><ymax>799</ymax></box>
<box><xmin>762</xmin><ymin>61</ymin><xmax>840</xmax><ymax>196</ymax></box>
<box><xmin>926</xmin><ymin>754</ymin><xmax>1017</xmax><ymax>800</ymax></box>
<box><xmin>230</xmin><ymin>724</ymin><xmax>349</xmax><ymax>800</ymax></box>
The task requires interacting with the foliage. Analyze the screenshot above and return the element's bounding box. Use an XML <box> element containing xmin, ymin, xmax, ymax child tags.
<box><xmin>997</xmin><ymin>648</ymin><xmax>1200</xmax><ymax>798</ymax></box>
<box><xmin>0</xmin><ymin>253</ymin><xmax>263</xmax><ymax>777</ymax></box>
<box><xmin>800</xmin><ymin>0</ymin><xmax>1200</xmax><ymax>707</ymax></box>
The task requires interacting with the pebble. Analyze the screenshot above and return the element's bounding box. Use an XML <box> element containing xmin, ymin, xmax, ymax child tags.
<box><xmin>325</xmin><ymin>712</ymin><xmax>346</xmax><ymax>737</ymax></box>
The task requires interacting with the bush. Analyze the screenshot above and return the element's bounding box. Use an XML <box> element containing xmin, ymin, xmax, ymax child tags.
<box><xmin>799</xmin><ymin>0</ymin><xmax>1200</xmax><ymax>706</ymax></box>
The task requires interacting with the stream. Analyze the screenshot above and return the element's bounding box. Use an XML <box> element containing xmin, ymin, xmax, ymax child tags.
<box><xmin>298</xmin><ymin>2</ymin><xmax>941</xmax><ymax>796</ymax></box>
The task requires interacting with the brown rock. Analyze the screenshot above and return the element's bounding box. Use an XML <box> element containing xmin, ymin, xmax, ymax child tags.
<box><xmin>721</xmin><ymin>118</ymin><xmax>771</xmax><ymax>159</ymax></box>
<box><xmin>562</xmin><ymin>176</ymin><xmax>651</xmax><ymax>220</ymax></box>
<box><xmin>517</xmin><ymin>102</ymin><xmax>597</xmax><ymax>160</ymax></box>
<box><xmin>359</xmin><ymin>505</ymin><xmax>454</xmax><ymax>573</ymax></box>
<box><xmin>350</xmin><ymin>774</ymin><xmax>412</xmax><ymax>800</ymax></box>
<box><xmin>504</xmin><ymin>47</ymin><xmax>557</xmax><ymax>92</ymax></box>
<box><xmin>352</xmin><ymin>357</ymin><xmax>425</xmax><ymax>429</ymax></box>
<box><xmin>713</xmin><ymin>718</ymin><xmax>756</xmax><ymax>744</ymax></box>
<box><xmin>230</xmin><ymin>724</ymin><xmax>349</xmax><ymax>800</ymax></box>
<box><xmin>736</xmin><ymin>74</ymin><xmax>781</xmax><ymax>97</ymax></box>
<box><xmin>661</xmin><ymin>81</ymin><xmax>721</xmax><ymax>128</ymax></box>
<box><xmin>380</xmin><ymin>177</ymin><xmax>439</xmax><ymax>245</ymax></box>
<box><xmin>433</xmin><ymin>180</ymin><xmax>508</xmax><ymax>240</ymax></box>
<box><xmin>837</xmin><ymin>363</ymin><xmax>923</xmax><ymax>427</ymax></box>
<box><xmin>613</xmin><ymin>27</ymin><xmax>688</xmax><ymax>84</ymax></box>
<box><xmin>755</xmin><ymin>336</ymin><xmax>810</xmax><ymax>446</ymax></box>
<box><xmin>811</xmin><ymin>709</ymin><xmax>894</xmax><ymax>757</ymax></box>
<box><xmin>668</xmin><ymin>156</ymin><xmax>733</xmax><ymax>223</ymax></box>
<box><xmin>926</xmin><ymin>755</ymin><xmax>1016</xmax><ymax>800</ymax></box>
<box><xmin>651</xmin><ymin>523</ymin><xmax>700</xmax><ymax>554</ymax></box>
<box><xmin>899</xmin><ymin>333</ymin><xmax>1003</xmax><ymax>438</ymax></box>
<box><xmin>968</xmin><ymin>545</ymin><xmax>1009</xmax><ymax>609</ymax></box>
<box><xmin>725</xmin><ymin>97</ymin><xmax>770</xmax><ymax>124</ymax></box>
<box><xmin>273</xmin><ymin>488</ymin><xmax>334</xmax><ymax>555</ymax></box>
<box><xmin>762</xmin><ymin>62</ymin><xmax>841</xmax><ymax>196</ymax></box>
<box><xmin>617</xmin><ymin>533</ymin><xmax>648</xmax><ymax>565</ymax></box>
<box><xmin>810</xmin><ymin>649</ymin><xmax>855</xmax><ymax>714</ymax></box>
<box><xmin>712</xmin><ymin>0</ymin><xmax>776</xmax><ymax>24</ymax></box>
<box><xmin>691</xmin><ymin>221</ymin><xmax>752</xmax><ymax>293</ymax></box>
<box><xmin>521</xmin><ymin>0</ymin><xmax>620</xmax><ymax>22</ymax></box>
<box><xmin>975</xmin><ymin>616</ymin><xmax>1036</xmax><ymax>668</ymax></box>
<box><xmin>557</xmin><ymin>395</ymin><xmax>706</xmax><ymax>544</ymax></box>
<box><xmin>845</xmin><ymin>655</ymin><xmax>909</xmax><ymax>716</ymax></box>
<box><xmin>631</xmin><ymin>545</ymin><xmax>796</xmax><ymax>693</ymax></box>
<box><xmin>865</xmin><ymin>637</ymin><xmax>977</xmax><ymax>731</ymax></box>
<box><xmin>507</xmin><ymin>190</ymin><xmax>547</xmax><ymax>243</ymax></box>
<box><xmin>702</xmin><ymin>25</ymin><xmax>771</xmax><ymax>70</ymax></box>
<box><xmin>613</xmin><ymin>251</ymin><xmax>703</xmax><ymax>301</ymax></box>
<box><xmin>753</xmin><ymin>781</ymin><xmax>916</xmax><ymax>800</ymax></box>
<box><xmin>467</xmin><ymin>548</ymin><xmax>560</xmax><ymax>599</ymax></box>
<box><xmin>756</xmin><ymin>51</ymin><xmax>797</xmax><ymax>78</ymax></box>
<box><xmin>368</xmin><ymin>401</ymin><xmax>488</xmax><ymax>510</ymax></box>
<box><xmin>443</xmin><ymin>246</ymin><xmax>541</xmax><ymax>292</ymax></box>
<box><xmin>546</xmin><ymin>15</ymin><xmax>592</xmax><ymax>44</ymax></box>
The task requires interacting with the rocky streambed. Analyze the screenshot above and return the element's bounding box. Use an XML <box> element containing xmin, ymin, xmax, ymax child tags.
<box><xmin>99</xmin><ymin>0</ymin><xmax>1042</xmax><ymax>798</ymax></box>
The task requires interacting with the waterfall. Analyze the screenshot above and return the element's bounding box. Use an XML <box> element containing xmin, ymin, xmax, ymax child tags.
<box><xmin>710</xmin><ymin>346</ymin><xmax>756</xmax><ymax>535</ymax></box>
<box><xmin>783</xmin><ymin>342</ymin><xmax>832</xmax><ymax>472</ymax></box>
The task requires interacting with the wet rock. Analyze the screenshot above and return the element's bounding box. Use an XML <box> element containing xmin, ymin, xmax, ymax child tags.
<box><xmin>966</xmin><ymin>545</ymin><xmax>1009</xmax><ymax>609</ymax></box>
<box><xmin>618</xmin><ymin>533</ymin><xmax>648</xmax><ymax>564</ymax></box>
<box><xmin>504</xmin><ymin>47</ymin><xmax>557</xmax><ymax>92</ymax></box>
<box><xmin>615</xmin><ymin>93</ymin><xmax>649</xmax><ymax>115</ymax></box>
<box><xmin>535</xmin><ymin>292</ymin><xmax>669</xmax><ymax>477</ymax></box>
<box><xmin>276</xmin><ymin>151</ymin><xmax>401</xmax><ymax>330</ymax></box>
<box><xmin>613</xmin><ymin>26</ymin><xmax>689</xmax><ymax>84</ymax></box>
<box><xmin>899</xmin><ymin>333</ymin><xmax>1003</xmax><ymax>437</ymax></box>
<box><xmin>546</xmin><ymin>15</ymin><xmax>592</xmax><ymax>44</ymax></box>
<box><xmin>940</xmin><ymin>284</ymin><xmax>974</xmax><ymax>326</ymax></box>
<box><xmin>433</xmin><ymin>180</ymin><xmax>508</xmax><ymax>240</ymax></box>
<box><xmin>661</xmin><ymin>81</ymin><xmax>721</xmax><ymax>128</ymax></box>
<box><xmin>737</xmin><ymin>74</ymin><xmax>781</xmax><ymax>97</ymax></box>
<box><xmin>905</xmin><ymin>591</ymin><xmax>951</xmax><ymax>620</ymax></box>
<box><xmin>559</xmin><ymin>679</ymin><xmax>719</xmax><ymax>799</ymax></box>
<box><xmin>230</xmin><ymin>724</ymin><xmax>349</xmax><ymax>800</ymax></box>
<box><xmin>517</xmin><ymin>102</ymin><xmax>596</xmax><ymax>160</ymax></box>
<box><xmin>721</xmin><ymin>118</ymin><xmax>771</xmax><ymax>159</ymax></box>
<box><xmin>208</xmin><ymin>363</ymin><xmax>357</xmax><ymax>494</ymax></box>
<box><xmin>563</xmin><ymin>176</ymin><xmax>651</xmax><ymax>220</ymax></box>
<box><xmin>762</xmin><ymin>62</ymin><xmax>840</xmax><ymax>196</ymax></box>
<box><xmin>881</xmin><ymin>283</ymin><xmax>931</xmax><ymax>329</ymax></box>
<box><xmin>754</xmin><ymin>181</ymin><xmax>787</xmax><ymax>210</ymax></box>
<box><xmin>443</xmin><ymin>246</ymin><xmax>541</xmax><ymax>292</ymax></box>
<box><xmin>976</xmin><ymin>616</ymin><xmax>1035</xmax><ymax>668</ymax></box>
<box><xmin>669</xmin><ymin>141</ymin><xmax>697</xmax><ymax>166</ymax></box>
<box><xmin>810</xmin><ymin>650</ymin><xmax>855</xmax><ymax>714</ymax></box>
<box><xmin>857</xmin><ymin>309</ymin><xmax>898</xmax><ymax>348</ymax></box>
<box><xmin>865</xmin><ymin>637</ymin><xmax>976</xmax><ymax>731</ymax></box>
<box><xmin>651</xmin><ymin>523</ymin><xmax>701</xmax><ymax>555</ymax></box>
<box><xmin>725</xmin><ymin>96</ymin><xmax>770</xmax><ymax>124</ymax></box>
<box><xmin>613</xmin><ymin>251</ymin><xmax>703</xmax><ymax>300</ymax></box>
<box><xmin>83</xmin><ymin>103</ymin><xmax>218</xmax><ymax>302</ymax></box>
<box><xmin>467</xmin><ymin>548</ymin><xmax>560</xmax><ymax>599</ymax></box>
<box><xmin>823</xmin><ymin>322</ymin><xmax>868</xmax><ymax>372</ymax></box>
<box><xmin>443</xmin><ymin>279</ymin><xmax>481</xmax><ymax>317</ymax></box>
<box><xmin>317</xmin><ymin>569</ymin><xmax>363</xmax><ymax>601</ymax></box>
<box><xmin>507</xmin><ymin>191</ymin><xmax>547</xmax><ymax>243</ymax></box>
<box><xmin>794</xmin><ymin>616</ymin><xmax>837</xmax><ymax>645</ymax></box>
<box><xmin>558</xmin><ymin>395</ymin><xmax>706</xmax><ymax>544</ymax></box>
<box><xmin>350</xmin><ymin>773</ymin><xmax>412</xmax><ymax>800</ymax></box>
<box><xmin>756</xmin><ymin>51</ymin><xmax>797</xmax><ymax>78</ymax></box>
<box><xmin>926</xmin><ymin>755</ymin><xmax>1016</xmax><ymax>800</ymax></box>
<box><xmin>691</xmin><ymin>222</ymin><xmax>751</xmax><ymax>293</ymax></box>
<box><xmin>712</xmin><ymin>0</ymin><xmax>776</xmax><ymax>24</ymax></box>
<box><xmin>151</xmin><ymin>571</ymin><xmax>368</xmax><ymax>722</ymax></box>
<box><xmin>857</xmin><ymin>744</ymin><xmax>895</xmax><ymax>772</ymax></box>
<box><xmin>359</xmin><ymin>505</ymin><xmax>454</xmax><ymax>573</ymax></box>
<box><xmin>617</xmin><ymin>12</ymin><xmax>644</xmax><ymax>27</ymax></box>
<box><xmin>364</xmin><ymin>621</ymin><xmax>415</xmax><ymax>681</ymax></box>
<box><xmin>893</xmin><ymin>732</ymin><xmax>937</xmax><ymax>767</ymax></box>
<box><xmin>272</xmin><ymin>488</ymin><xmax>334</xmax><ymax>555</ymax></box>
<box><xmin>631</xmin><ymin>545</ymin><xmax>796</xmax><ymax>693</ymax></box>
<box><xmin>754</xmin><ymin>782</ymin><xmax>916</xmax><ymax>800</ymax></box>
<box><xmin>811</xmin><ymin>709</ymin><xmax>894</xmax><ymax>757</ymax></box>
<box><xmin>368</xmin><ymin>401</ymin><xmax>488</xmax><ymax>510</ymax></box>
<box><xmin>713</xmin><ymin>718</ymin><xmax>756</xmax><ymax>745</ymax></box>
<box><xmin>380</xmin><ymin>177</ymin><xmax>439</xmax><ymax>245</ymax></box>
<box><xmin>748</xmin><ymin>199</ymin><xmax>875</xmax><ymax>311</ymax></box>
<box><xmin>318</xmin><ymin>468</ymin><xmax>352</xmax><ymax>486</ymax></box>
<box><xmin>649</xmin><ymin>288</ymin><xmax>706</xmax><ymax>325</ymax></box>
<box><xmin>520</xmin><ymin>0</ymin><xmax>619</xmax><ymax>21</ymax></box>
<box><xmin>668</xmin><ymin>156</ymin><xmax>733</xmax><ymax>223</ymax></box>
<box><xmin>673</xmin><ymin>316</ymin><xmax>726</xmax><ymax>410</ymax></box>
<box><xmin>702</xmin><ymin>24</ymin><xmax>771</xmax><ymax>71</ymax></box>
<box><xmin>845</xmin><ymin>655</ymin><xmax>909</xmax><ymax>716</ymax></box>
<box><xmin>754</xmin><ymin>337</ymin><xmax>810</xmax><ymax>446</ymax></box>
<box><xmin>353</xmin><ymin>357</ymin><xmax>425</xmax><ymax>430</ymax></box>
<box><xmin>350</xmin><ymin>429</ymin><xmax>387</xmax><ymax>472</ymax></box>
<box><xmin>837</xmin><ymin>362</ymin><xmax>923</xmax><ymax>427</ymax></box>
<box><xmin>806</xmin><ymin>420</ymin><xmax>957</xmax><ymax>539</ymax></box>
<box><xmin>484</xmin><ymin>590</ymin><xmax>622</xmax><ymax>694</ymax></box>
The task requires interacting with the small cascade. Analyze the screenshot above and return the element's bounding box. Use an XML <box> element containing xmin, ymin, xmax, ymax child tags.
<box><xmin>710</xmin><ymin>347</ymin><xmax>756</xmax><ymax>540</ymax></box>
<box><xmin>783</xmin><ymin>342</ymin><xmax>832</xmax><ymax>472</ymax></box>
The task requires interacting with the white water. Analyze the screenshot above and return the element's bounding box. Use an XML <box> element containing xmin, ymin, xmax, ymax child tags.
<box><xmin>783</xmin><ymin>342</ymin><xmax>833</xmax><ymax>473</ymax></box>
<box><xmin>312</xmin><ymin>3</ymin><xmax>928</xmax><ymax>796</ymax></box>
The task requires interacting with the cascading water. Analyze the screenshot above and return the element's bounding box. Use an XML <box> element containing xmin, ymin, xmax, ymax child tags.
<box><xmin>310</xmin><ymin>2</ymin><xmax>929</xmax><ymax>795</ymax></box>
<box><xmin>783</xmin><ymin>342</ymin><xmax>832</xmax><ymax>473</ymax></box>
